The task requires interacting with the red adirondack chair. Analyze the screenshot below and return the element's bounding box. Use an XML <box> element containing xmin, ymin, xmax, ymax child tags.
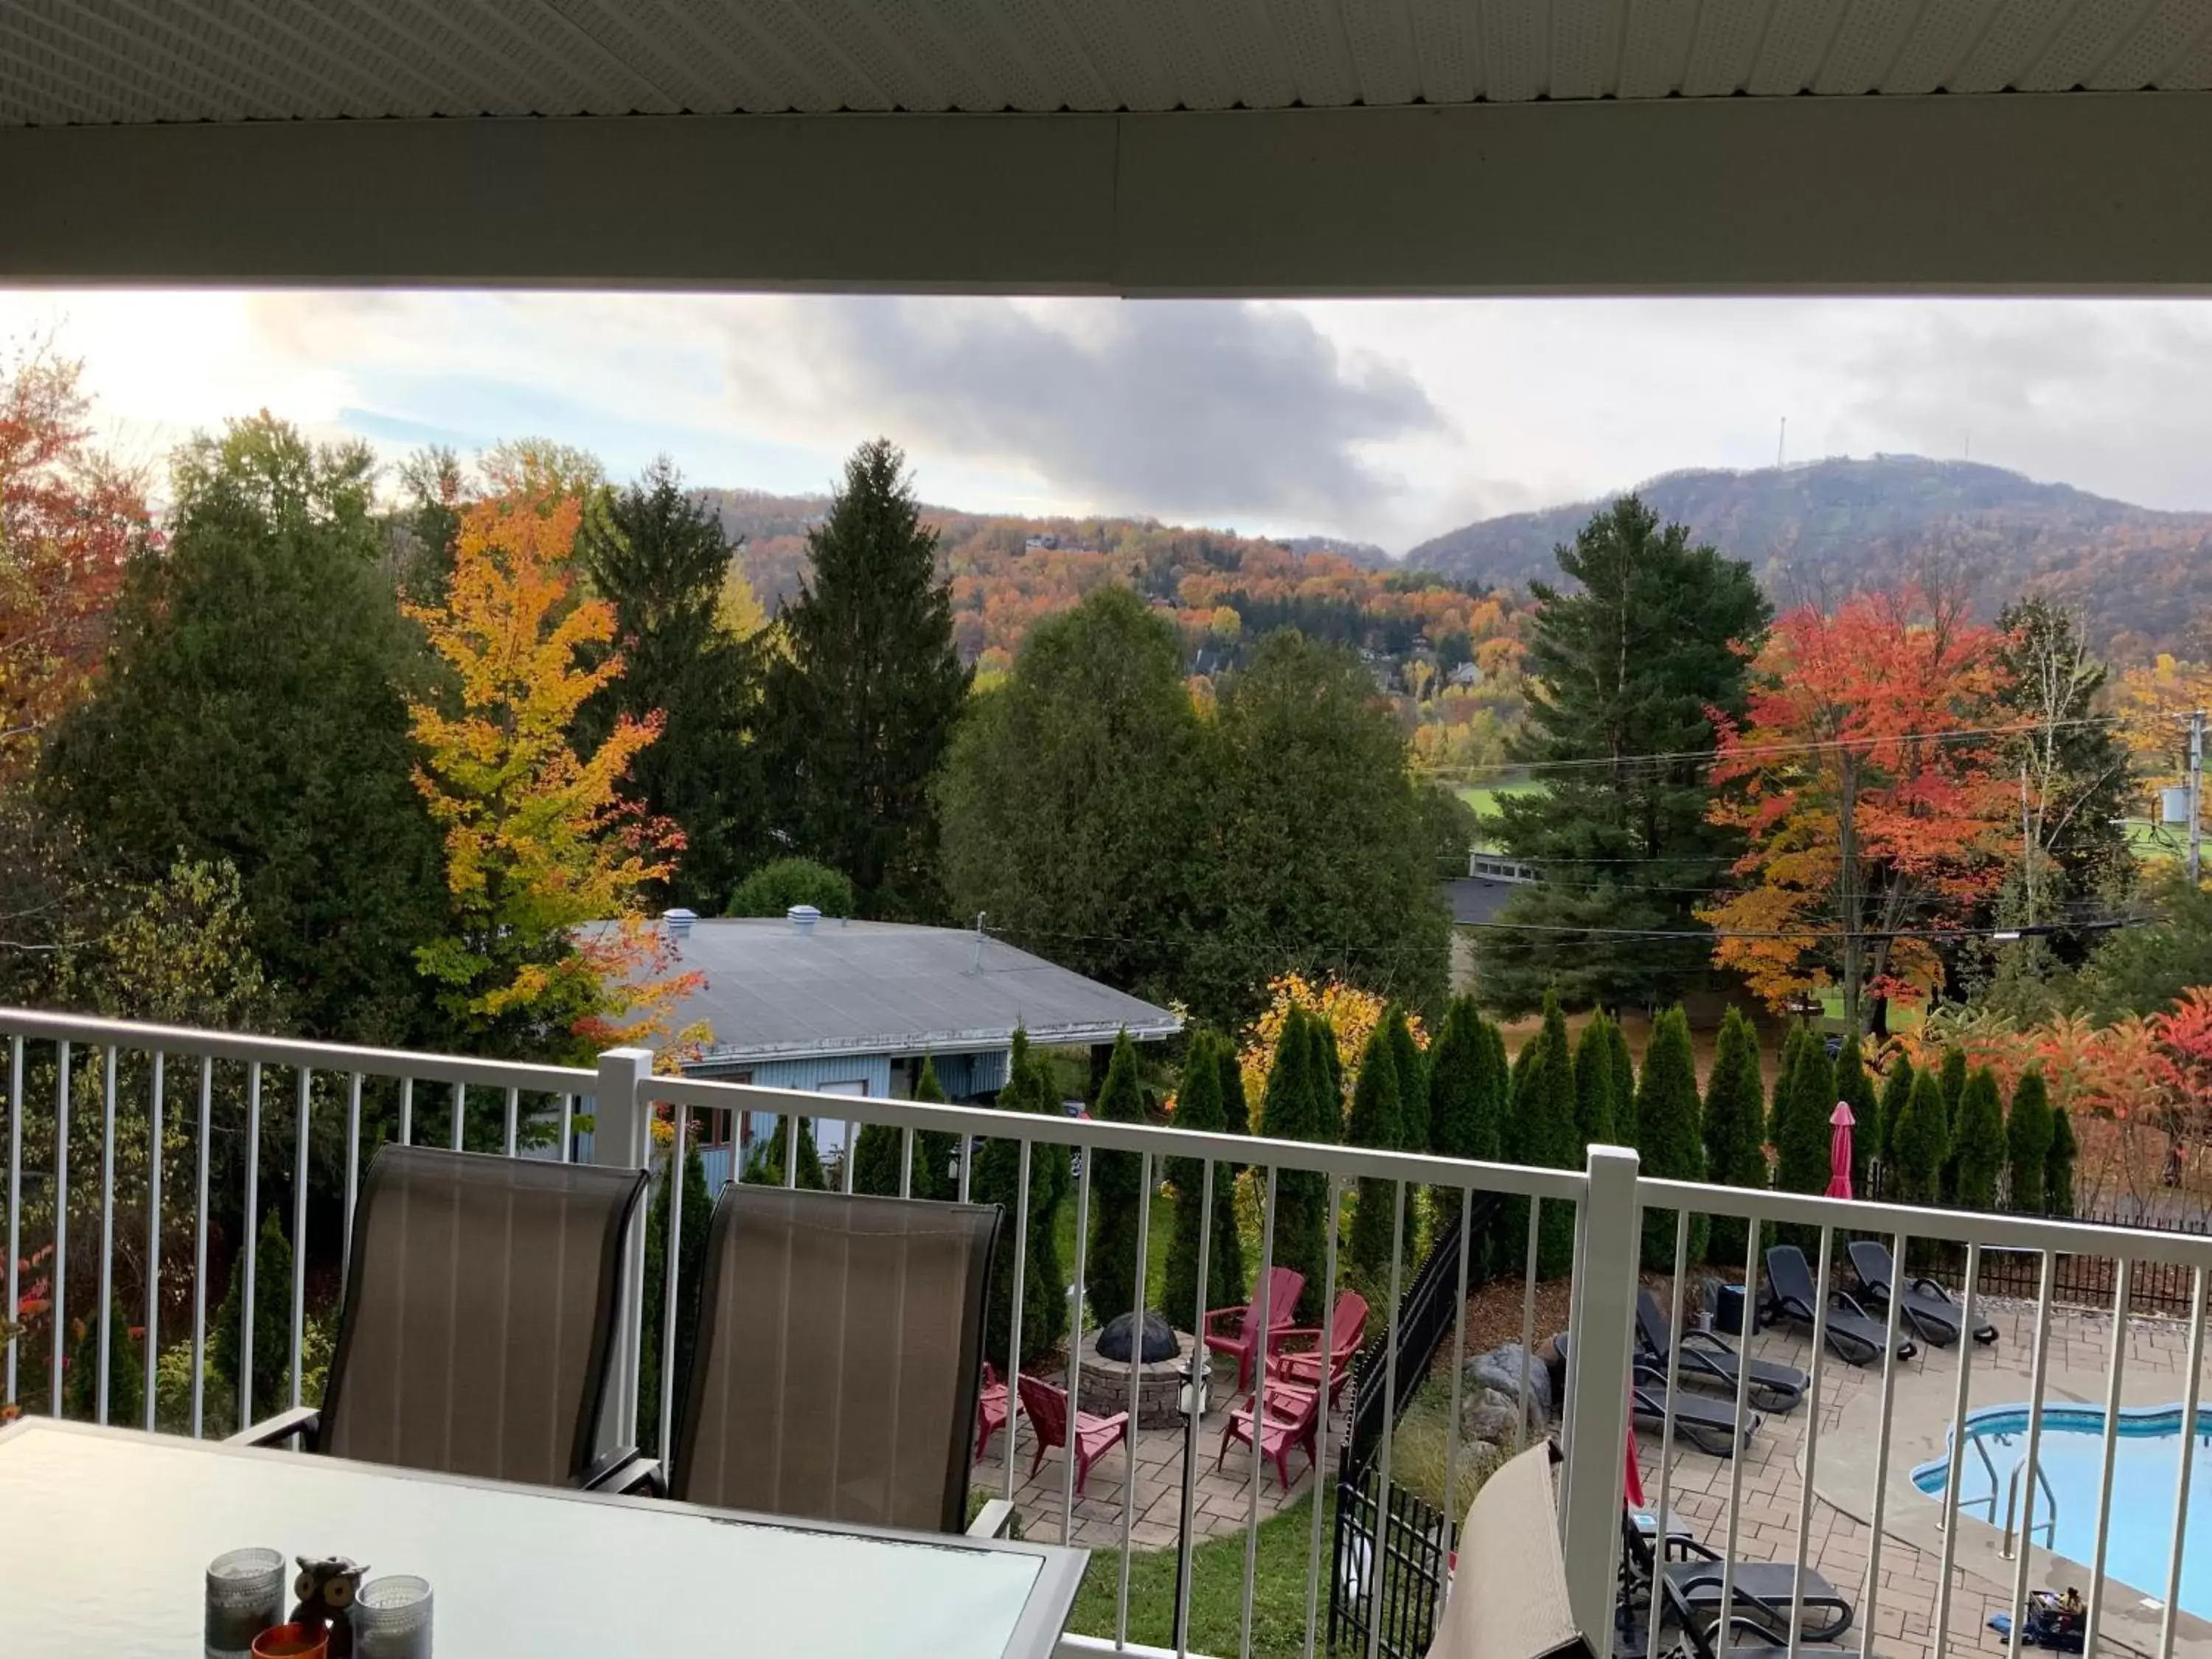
<box><xmin>974</xmin><ymin>1362</ymin><xmax>1012</xmax><ymax>1463</ymax></box>
<box><xmin>1016</xmin><ymin>1374</ymin><xmax>1129</xmax><ymax>1498</ymax></box>
<box><xmin>1201</xmin><ymin>1265</ymin><xmax>1306</xmax><ymax>1390</ymax></box>
<box><xmin>1265</xmin><ymin>1289</ymin><xmax>1368</xmax><ymax>1405</ymax></box>
<box><xmin>1217</xmin><ymin>1377</ymin><xmax>1321</xmax><ymax>1490</ymax></box>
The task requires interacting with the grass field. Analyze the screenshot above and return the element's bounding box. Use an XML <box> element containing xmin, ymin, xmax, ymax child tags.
<box><xmin>1452</xmin><ymin>782</ymin><xmax>1540</xmax><ymax>821</ymax></box>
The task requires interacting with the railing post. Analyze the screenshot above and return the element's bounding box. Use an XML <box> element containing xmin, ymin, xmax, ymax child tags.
<box><xmin>592</xmin><ymin>1046</ymin><xmax>654</xmax><ymax>1460</ymax></box>
<box><xmin>1558</xmin><ymin>1143</ymin><xmax>1641</xmax><ymax>1641</ymax></box>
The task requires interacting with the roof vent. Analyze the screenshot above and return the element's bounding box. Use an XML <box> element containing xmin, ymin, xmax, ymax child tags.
<box><xmin>787</xmin><ymin>904</ymin><xmax>821</xmax><ymax>936</ymax></box>
<box><xmin>663</xmin><ymin>907</ymin><xmax>698</xmax><ymax>942</ymax></box>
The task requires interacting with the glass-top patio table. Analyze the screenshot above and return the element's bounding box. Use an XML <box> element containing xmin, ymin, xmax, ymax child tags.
<box><xmin>0</xmin><ymin>1419</ymin><xmax>1085</xmax><ymax>1657</ymax></box>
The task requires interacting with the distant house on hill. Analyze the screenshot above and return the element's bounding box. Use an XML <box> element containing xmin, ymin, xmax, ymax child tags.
<box><xmin>647</xmin><ymin>908</ymin><xmax>1180</xmax><ymax>1188</ymax></box>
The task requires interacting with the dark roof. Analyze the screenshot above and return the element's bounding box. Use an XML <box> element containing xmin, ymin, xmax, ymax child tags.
<box><xmin>655</xmin><ymin>918</ymin><xmax>1180</xmax><ymax>1066</ymax></box>
<box><xmin>1447</xmin><ymin>878</ymin><xmax>1520</xmax><ymax>926</ymax></box>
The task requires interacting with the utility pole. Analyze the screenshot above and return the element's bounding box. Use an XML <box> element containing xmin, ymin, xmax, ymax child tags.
<box><xmin>2020</xmin><ymin>762</ymin><xmax>2034</xmax><ymax>925</ymax></box>
<box><xmin>2190</xmin><ymin>711</ymin><xmax>2206</xmax><ymax>885</ymax></box>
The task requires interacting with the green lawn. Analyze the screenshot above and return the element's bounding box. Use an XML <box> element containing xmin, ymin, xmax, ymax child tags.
<box><xmin>1065</xmin><ymin>1490</ymin><xmax>1336</xmax><ymax>1659</ymax></box>
<box><xmin>1453</xmin><ymin>782</ymin><xmax>1539</xmax><ymax>821</ymax></box>
<box><xmin>1053</xmin><ymin>1183</ymin><xmax>1178</xmax><ymax>1317</ymax></box>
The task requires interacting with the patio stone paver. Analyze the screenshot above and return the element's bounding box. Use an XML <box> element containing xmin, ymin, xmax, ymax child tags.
<box><xmin>1643</xmin><ymin>1293</ymin><xmax>2212</xmax><ymax>1659</ymax></box>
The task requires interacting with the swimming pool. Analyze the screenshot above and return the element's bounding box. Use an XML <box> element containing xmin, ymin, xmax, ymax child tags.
<box><xmin>1913</xmin><ymin>1404</ymin><xmax>2212</xmax><ymax>1618</ymax></box>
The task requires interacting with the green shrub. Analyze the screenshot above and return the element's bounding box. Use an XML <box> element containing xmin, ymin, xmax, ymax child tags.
<box><xmin>1506</xmin><ymin>993</ymin><xmax>1581</xmax><ymax>1276</ymax></box>
<box><xmin>1256</xmin><ymin>1006</ymin><xmax>1332</xmax><ymax>1322</ymax></box>
<box><xmin>1877</xmin><ymin>1056</ymin><xmax>1916</xmax><ymax>1172</ymax></box>
<box><xmin>1164</xmin><ymin>1032</ymin><xmax>1245</xmax><ymax>1325</ymax></box>
<box><xmin>850</xmin><ymin>1054</ymin><xmax>956</xmax><ymax>1199</ymax></box>
<box><xmin>2045</xmin><ymin>1098</ymin><xmax>2077</xmax><ymax>1219</ymax></box>
<box><xmin>1773</xmin><ymin>1030</ymin><xmax>1834</xmax><ymax>1198</ymax></box>
<box><xmin>1605</xmin><ymin>1018</ymin><xmax>1637</xmax><ymax>1149</ymax></box>
<box><xmin>741</xmin><ymin>1113</ymin><xmax>827</xmax><ymax>1190</ymax></box>
<box><xmin>210</xmin><ymin>1209</ymin><xmax>296</xmax><ymax>1425</ymax></box>
<box><xmin>1936</xmin><ymin>1044</ymin><xmax>1968</xmax><ymax>1197</ymax></box>
<box><xmin>975</xmin><ymin>1029</ymin><xmax>1071</xmax><ymax>1366</ymax></box>
<box><xmin>2006</xmin><ymin>1067</ymin><xmax>2055</xmax><ymax>1214</ymax></box>
<box><xmin>1218</xmin><ymin>1038</ymin><xmax>1250</xmax><ymax>1140</ymax></box>
<box><xmin>1382</xmin><ymin>1005</ymin><xmax>1426</xmax><ymax>1258</ymax></box>
<box><xmin>1571</xmin><ymin>1012</ymin><xmax>1618</xmax><ymax>1150</ymax></box>
<box><xmin>727</xmin><ymin>856</ymin><xmax>856</xmax><ymax>919</ymax></box>
<box><xmin>1632</xmin><ymin>1006</ymin><xmax>1708</xmax><ymax>1267</ymax></box>
<box><xmin>638</xmin><ymin>1137</ymin><xmax>712</xmax><ymax>1455</ymax></box>
<box><xmin>63</xmin><ymin>1296</ymin><xmax>143</xmax><ymax>1425</ymax></box>
<box><xmin>1700</xmin><ymin>1007</ymin><xmax>1767</xmax><ymax>1265</ymax></box>
<box><xmin>1085</xmin><ymin>1030</ymin><xmax>1149</xmax><ymax>1322</ymax></box>
<box><xmin>1890</xmin><ymin>1069</ymin><xmax>1948</xmax><ymax>1206</ymax></box>
<box><xmin>1951</xmin><ymin>1066</ymin><xmax>2007</xmax><ymax>1211</ymax></box>
<box><xmin>1346</xmin><ymin>1022</ymin><xmax>1403</xmax><ymax>1279</ymax></box>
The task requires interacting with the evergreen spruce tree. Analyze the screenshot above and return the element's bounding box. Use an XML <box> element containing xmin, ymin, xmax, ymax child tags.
<box><xmin>2006</xmin><ymin>1067</ymin><xmax>2056</xmax><ymax>1214</ymax></box>
<box><xmin>743</xmin><ymin>1115</ymin><xmax>827</xmax><ymax>1189</ymax></box>
<box><xmin>1310</xmin><ymin>1015</ymin><xmax>1346</xmax><ymax>1135</ymax></box>
<box><xmin>975</xmin><ymin>1030</ymin><xmax>1071</xmax><ymax>1366</ymax></box>
<box><xmin>1386</xmin><ymin>1008</ymin><xmax>1429</xmax><ymax>1158</ymax></box>
<box><xmin>637</xmin><ymin>1137</ymin><xmax>711</xmax><ymax>1455</ymax></box>
<box><xmin>1164</xmin><ymin>1034</ymin><xmax>1245</xmax><ymax>1325</ymax></box>
<box><xmin>63</xmin><ymin>1296</ymin><xmax>144</xmax><ymax>1425</ymax></box>
<box><xmin>1633</xmin><ymin>1006</ymin><xmax>1708</xmax><ymax>1267</ymax></box>
<box><xmin>1833</xmin><ymin>1037</ymin><xmax>1879</xmax><ymax>1194</ymax></box>
<box><xmin>575</xmin><ymin>458</ymin><xmax>763</xmax><ymax>907</ymax></box>
<box><xmin>2045</xmin><ymin>1102</ymin><xmax>2077</xmax><ymax>1218</ymax></box>
<box><xmin>1346</xmin><ymin>1023</ymin><xmax>1404</xmax><ymax>1280</ymax></box>
<box><xmin>1606</xmin><ymin>1019</ymin><xmax>1638</xmax><ymax>1148</ymax></box>
<box><xmin>1426</xmin><ymin>998</ymin><xmax>1499</xmax><ymax>1243</ymax></box>
<box><xmin>852</xmin><ymin>1057</ymin><xmax>955</xmax><ymax>1197</ymax></box>
<box><xmin>759</xmin><ymin>438</ymin><xmax>971</xmax><ymax>917</ymax></box>
<box><xmin>1085</xmin><ymin>1030</ymin><xmax>1150</xmax><ymax>1322</ymax></box>
<box><xmin>911</xmin><ymin>1055</ymin><xmax>959</xmax><ymax>1202</ymax></box>
<box><xmin>1219</xmin><ymin>1040</ymin><xmax>1251</xmax><ymax>1140</ymax></box>
<box><xmin>1513</xmin><ymin>993</ymin><xmax>1582</xmax><ymax>1276</ymax></box>
<box><xmin>1260</xmin><ymin>1007</ymin><xmax>1332</xmax><ymax>1322</ymax></box>
<box><xmin>211</xmin><ymin>1210</ymin><xmax>297</xmax><ymax>1427</ymax></box>
<box><xmin>1571</xmin><ymin>1012</ymin><xmax>1618</xmax><ymax>1150</ymax></box>
<box><xmin>1877</xmin><ymin>1057</ymin><xmax>1917</xmax><ymax>1178</ymax></box>
<box><xmin>1774</xmin><ymin>1031</ymin><xmax>1836</xmax><ymax>1197</ymax></box>
<box><xmin>1891</xmin><ymin>1071</ymin><xmax>1949</xmax><ymax>1206</ymax></box>
<box><xmin>1700</xmin><ymin>1007</ymin><xmax>1768</xmax><ymax>1264</ymax></box>
<box><xmin>1767</xmin><ymin>1025</ymin><xmax>1803</xmax><ymax>1149</ymax></box>
<box><xmin>1936</xmin><ymin>1044</ymin><xmax>1969</xmax><ymax>1197</ymax></box>
<box><xmin>1951</xmin><ymin>1066</ymin><xmax>2007</xmax><ymax>1211</ymax></box>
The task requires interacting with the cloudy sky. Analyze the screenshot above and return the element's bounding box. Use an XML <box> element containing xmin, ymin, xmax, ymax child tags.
<box><xmin>4</xmin><ymin>289</ymin><xmax>2210</xmax><ymax>554</ymax></box>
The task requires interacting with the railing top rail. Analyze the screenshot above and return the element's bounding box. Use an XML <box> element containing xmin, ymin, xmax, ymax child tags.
<box><xmin>644</xmin><ymin>1072</ymin><xmax>1592</xmax><ymax>1202</ymax></box>
<box><xmin>1640</xmin><ymin>1174</ymin><xmax>2212</xmax><ymax>1270</ymax></box>
<box><xmin>0</xmin><ymin>1006</ymin><xmax>595</xmax><ymax>1096</ymax></box>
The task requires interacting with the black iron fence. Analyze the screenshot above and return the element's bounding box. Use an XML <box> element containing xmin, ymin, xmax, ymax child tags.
<box><xmin>1326</xmin><ymin>1194</ymin><xmax>1501</xmax><ymax>1655</ymax></box>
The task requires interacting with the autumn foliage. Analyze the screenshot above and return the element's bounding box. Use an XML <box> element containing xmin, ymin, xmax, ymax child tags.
<box><xmin>405</xmin><ymin>490</ymin><xmax>696</xmax><ymax>1059</ymax></box>
<box><xmin>1703</xmin><ymin>588</ymin><xmax>2015</xmax><ymax>1026</ymax></box>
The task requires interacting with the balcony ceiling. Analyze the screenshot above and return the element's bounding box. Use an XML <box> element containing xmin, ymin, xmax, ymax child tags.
<box><xmin>3</xmin><ymin>0</ymin><xmax>2209</xmax><ymax>123</ymax></box>
<box><xmin>4</xmin><ymin>1</ymin><xmax>2212</xmax><ymax>293</ymax></box>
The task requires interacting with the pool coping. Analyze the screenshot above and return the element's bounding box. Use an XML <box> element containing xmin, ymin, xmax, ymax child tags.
<box><xmin>1815</xmin><ymin>1360</ymin><xmax>2212</xmax><ymax>1659</ymax></box>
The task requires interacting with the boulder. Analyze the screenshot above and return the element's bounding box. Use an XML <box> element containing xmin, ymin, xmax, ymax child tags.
<box><xmin>1463</xmin><ymin>1341</ymin><xmax>1553</xmax><ymax>1419</ymax></box>
<box><xmin>1459</xmin><ymin>1384</ymin><xmax>1544</xmax><ymax>1447</ymax></box>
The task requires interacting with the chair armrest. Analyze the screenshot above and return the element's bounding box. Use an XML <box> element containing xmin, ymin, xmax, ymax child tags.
<box><xmin>1911</xmin><ymin>1275</ymin><xmax>1952</xmax><ymax>1301</ymax></box>
<box><xmin>967</xmin><ymin>1498</ymin><xmax>1018</xmax><ymax>1539</ymax></box>
<box><xmin>1829</xmin><ymin>1287</ymin><xmax>1874</xmax><ymax>1320</ymax></box>
<box><xmin>1200</xmin><ymin>1305</ymin><xmax>1248</xmax><ymax>1336</ymax></box>
<box><xmin>1270</xmin><ymin>1325</ymin><xmax>1326</xmax><ymax>1349</ymax></box>
<box><xmin>582</xmin><ymin>1450</ymin><xmax>664</xmax><ymax>1496</ymax></box>
<box><xmin>1678</xmin><ymin>1327</ymin><xmax>1739</xmax><ymax>1357</ymax></box>
<box><xmin>226</xmin><ymin>1406</ymin><xmax>320</xmax><ymax>1450</ymax></box>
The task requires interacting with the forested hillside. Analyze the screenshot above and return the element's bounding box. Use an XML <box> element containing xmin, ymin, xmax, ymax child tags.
<box><xmin>1406</xmin><ymin>456</ymin><xmax>2212</xmax><ymax>658</ymax></box>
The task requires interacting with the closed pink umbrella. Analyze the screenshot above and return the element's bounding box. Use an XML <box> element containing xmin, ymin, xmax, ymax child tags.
<box><xmin>1826</xmin><ymin>1100</ymin><xmax>1855</xmax><ymax>1199</ymax></box>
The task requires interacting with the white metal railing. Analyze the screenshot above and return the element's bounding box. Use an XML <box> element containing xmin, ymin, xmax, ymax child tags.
<box><xmin>11</xmin><ymin>1006</ymin><xmax>2212</xmax><ymax>1659</ymax></box>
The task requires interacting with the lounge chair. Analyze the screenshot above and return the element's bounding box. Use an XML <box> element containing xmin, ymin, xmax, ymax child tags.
<box><xmin>1429</xmin><ymin>1441</ymin><xmax>1592</xmax><ymax>1659</ymax></box>
<box><xmin>1636</xmin><ymin>1289</ymin><xmax>1807</xmax><ymax>1413</ymax></box>
<box><xmin>1020</xmin><ymin>1374</ymin><xmax>1130</xmax><ymax>1497</ymax></box>
<box><xmin>1219</xmin><ymin>1376</ymin><xmax>1321</xmax><ymax>1489</ymax></box>
<box><xmin>228</xmin><ymin>1145</ymin><xmax>648</xmax><ymax>1489</ymax></box>
<box><xmin>1265</xmin><ymin>1287</ymin><xmax>1368</xmax><ymax>1404</ymax></box>
<box><xmin>1846</xmin><ymin>1239</ymin><xmax>1998</xmax><ymax>1347</ymax></box>
<box><xmin>610</xmin><ymin>1183</ymin><xmax>1004</xmax><ymax>1535</ymax></box>
<box><xmin>1619</xmin><ymin>1506</ymin><xmax>1854</xmax><ymax>1645</ymax></box>
<box><xmin>1202</xmin><ymin>1265</ymin><xmax>1306</xmax><ymax>1389</ymax></box>
<box><xmin>1765</xmin><ymin>1245</ymin><xmax>1917</xmax><ymax>1368</ymax></box>
<box><xmin>1555</xmin><ymin>1333</ymin><xmax>1760</xmax><ymax>1458</ymax></box>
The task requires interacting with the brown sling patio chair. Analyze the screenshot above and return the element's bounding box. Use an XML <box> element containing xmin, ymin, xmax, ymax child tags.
<box><xmin>613</xmin><ymin>1184</ymin><xmax>1002</xmax><ymax>1537</ymax></box>
<box><xmin>229</xmin><ymin>1144</ymin><xmax>649</xmax><ymax>1490</ymax></box>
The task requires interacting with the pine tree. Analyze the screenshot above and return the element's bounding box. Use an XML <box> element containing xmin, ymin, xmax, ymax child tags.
<box><xmin>1633</xmin><ymin>1006</ymin><xmax>1709</xmax><ymax>1267</ymax></box>
<box><xmin>2006</xmin><ymin>1067</ymin><xmax>2056</xmax><ymax>1214</ymax></box>
<box><xmin>975</xmin><ymin>1029</ymin><xmax>1071</xmax><ymax>1366</ymax></box>
<box><xmin>1700</xmin><ymin>1007</ymin><xmax>1767</xmax><ymax>1265</ymax></box>
<box><xmin>1833</xmin><ymin>1037</ymin><xmax>1879</xmax><ymax>1194</ymax></box>
<box><xmin>1877</xmin><ymin>1057</ymin><xmax>1917</xmax><ymax>1178</ymax></box>
<box><xmin>211</xmin><ymin>1210</ymin><xmax>297</xmax><ymax>1425</ymax></box>
<box><xmin>1571</xmin><ymin>1012</ymin><xmax>1618</xmax><ymax>1150</ymax></box>
<box><xmin>1951</xmin><ymin>1066</ymin><xmax>2007</xmax><ymax>1211</ymax></box>
<box><xmin>1164</xmin><ymin>1034</ymin><xmax>1244</xmax><ymax>1326</ymax></box>
<box><xmin>1085</xmin><ymin>1030</ymin><xmax>1150</xmax><ymax>1323</ymax></box>
<box><xmin>1260</xmin><ymin>1006</ymin><xmax>1332</xmax><ymax>1322</ymax></box>
<box><xmin>63</xmin><ymin>1296</ymin><xmax>144</xmax><ymax>1425</ymax></box>
<box><xmin>638</xmin><ymin>1136</ymin><xmax>711</xmax><ymax>1455</ymax></box>
<box><xmin>1774</xmin><ymin>1031</ymin><xmax>1836</xmax><ymax>1198</ymax></box>
<box><xmin>1891</xmin><ymin>1070</ymin><xmax>1949</xmax><ymax>1206</ymax></box>
<box><xmin>2045</xmin><ymin>1102</ymin><xmax>2077</xmax><ymax>1218</ymax></box>
<box><xmin>1346</xmin><ymin>1023</ymin><xmax>1404</xmax><ymax>1280</ymax></box>
<box><xmin>1605</xmin><ymin>1017</ymin><xmax>1638</xmax><ymax>1147</ymax></box>
<box><xmin>760</xmin><ymin>438</ymin><xmax>970</xmax><ymax>917</ymax></box>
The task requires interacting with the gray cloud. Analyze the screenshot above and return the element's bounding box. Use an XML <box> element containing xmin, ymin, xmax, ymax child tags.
<box><xmin>760</xmin><ymin>298</ymin><xmax>1442</xmax><ymax>530</ymax></box>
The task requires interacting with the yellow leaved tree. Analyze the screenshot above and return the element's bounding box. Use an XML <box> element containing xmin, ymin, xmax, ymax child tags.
<box><xmin>406</xmin><ymin>490</ymin><xmax>699</xmax><ymax>1062</ymax></box>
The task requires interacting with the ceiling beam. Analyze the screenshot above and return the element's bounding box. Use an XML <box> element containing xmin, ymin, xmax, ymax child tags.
<box><xmin>2</xmin><ymin>93</ymin><xmax>2208</xmax><ymax>294</ymax></box>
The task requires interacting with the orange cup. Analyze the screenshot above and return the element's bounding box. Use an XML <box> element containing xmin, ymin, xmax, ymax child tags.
<box><xmin>250</xmin><ymin>1626</ymin><xmax>330</xmax><ymax>1659</ymax></box>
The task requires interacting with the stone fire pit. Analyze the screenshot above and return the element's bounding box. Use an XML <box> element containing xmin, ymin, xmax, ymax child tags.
<box><xmin>1077</xmin><ymin>1311</ymin><xmax>1190</xmax><ymax>1430</ymax></box>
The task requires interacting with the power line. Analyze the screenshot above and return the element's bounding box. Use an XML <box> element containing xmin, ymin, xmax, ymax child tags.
<box><xmin>1453</xmin><ymin>915</ymin><xmax>2150</xmax><ymax>944</ymax></box>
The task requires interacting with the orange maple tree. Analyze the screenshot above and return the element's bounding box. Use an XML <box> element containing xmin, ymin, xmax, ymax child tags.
<box><xmin>0</xmin><ymin>341</ymin><xmax>148</xmax><ymax>776</ymax></box>
<box><xmin>405</xmin><ymin>490</ymin><xmax>698</xmax><ymax>1061</ymax></box>
<box><xmin>1701</xmin><ymin>587</ymin><xmax>2014</xmax><ymax>1034</ymax></box>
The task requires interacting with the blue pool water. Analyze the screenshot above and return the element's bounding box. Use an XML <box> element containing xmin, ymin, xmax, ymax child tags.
<box><xmin>1913</xmin><ymin>1404</ymin><xmax>2212</xmax><ymax>1618</ymax></box>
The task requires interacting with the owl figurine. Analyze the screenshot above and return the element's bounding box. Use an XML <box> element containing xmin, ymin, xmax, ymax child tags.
<box><xmin>290</xmin><ymin>1556</ymin><xmax>369</xmax><ymax>1658</ymax></box>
